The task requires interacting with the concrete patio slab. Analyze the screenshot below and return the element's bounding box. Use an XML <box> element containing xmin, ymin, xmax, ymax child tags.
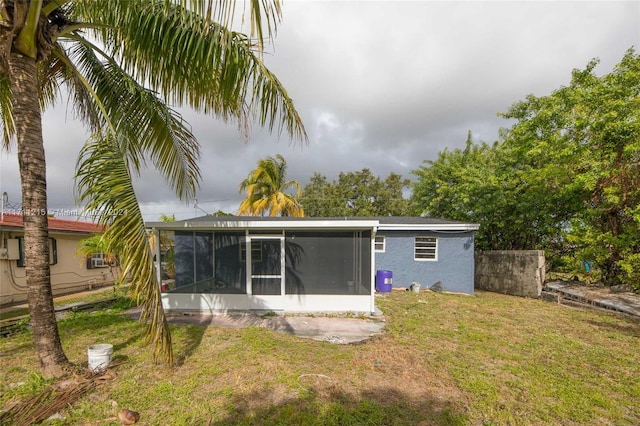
<box><xmin>158</xmin><ymin>311</ymin><xmax>387</xmax><ymax>344</ymax></box>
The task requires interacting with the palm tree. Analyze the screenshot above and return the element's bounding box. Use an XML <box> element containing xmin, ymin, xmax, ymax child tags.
<box><xmin>238</xmin><ymin>154</ymin><xmax>304</xmax><ymax>217</ymax></box>
<box><xmin>0</xmin><ymin>0</ymin><xmax>306</xmax><ymax>377</ymax></box>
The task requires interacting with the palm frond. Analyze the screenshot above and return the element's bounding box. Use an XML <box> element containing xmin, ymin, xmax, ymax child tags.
<box><xmin>75</xmin><ymin>133</ymin><xmax>173</xmax><ymax>367</ymax></box>
<box><xmin>245</xmin><ymin>0</ymin><xmax>282</xmax><ymax>51</ymax></box>
<box><xmin>0</xmin><ymin>73</ymin><xmax>15</xmax><ymax>149</ymax></box>
<box><xmin>75</xmin><ymin>233</ymin><xmax>106</xmax><ymax>256</ymax></box>
<box><xmin>72</xmin><ymin>0</ymin><xmax>306</xmax><ymax>143</ymax></box>
<box><xmin>283</xmin><ymin>180</ymin><xmax>302</xmax><ymax>197</ymax></box>
<box><xmin>36</xmin><ymin>40</ymin><xmax>102</xmax><ymax>130</ymax></box>
<box><xmin>61</xmin><ymin>36</ymin><xmax>201</xmax><ymax>200</ymax></box>
<box><xmin>37</xmin><ymin>54</ymin><xmax>63</xmax><ymax>111</ymax></box>
<box><xmin>199</xmin><ymin>0</ymin><xmax>282</xmax><ymax>50</ymax></box>
<box><xmin>47</xmin><ymin>42</ymin><xmax>103</xmax><ymax>132</ymax></box>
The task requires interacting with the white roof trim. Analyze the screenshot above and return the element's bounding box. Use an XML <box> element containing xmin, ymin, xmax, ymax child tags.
<box><xmin>378</xmin><ymin>223</ymin><xmax>480</xmax><ymax>232</ymax></box>
<box><xmin>146</xmin><ymin>219</ymin><xmax>479</xmax><ymax>232</ymax></box>
<box><xmin>147</xmin><ymin>219</ymin><xmax>380</xmax><ymax>230</ymax></box>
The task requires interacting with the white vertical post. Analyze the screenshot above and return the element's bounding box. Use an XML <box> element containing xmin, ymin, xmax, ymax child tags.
<box><xmin>280</xmin><ymin>231</ymin><xmax>285</xmax><ymax>306</ymax></box>
<box><xmin>370</xmin><ymin>226</ymin><xmax>377</xmax><ymax>314</ymax></box>
<box><xmin>245</xmin><ymin>231</ymin><xmax>252</xmax><ymax>296</ymax></box>
<box><xmin>154</xmin><ymin>228</ymin><xmax>162</xmax><ymax>287</ymax></box>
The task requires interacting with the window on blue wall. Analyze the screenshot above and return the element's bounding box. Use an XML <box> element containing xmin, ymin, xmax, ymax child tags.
<box><xmin>374</xmin><ymin>235</ymin><xmax>385</xmax><ymax>252</ymax></box>
<box><xmin>414</xmin><ymin>237</ymin><xmax>437</xmax><ymax>261</ymax></box>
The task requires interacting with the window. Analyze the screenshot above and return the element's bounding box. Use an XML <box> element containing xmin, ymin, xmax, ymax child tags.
<box><xmin>16</xmin><ymin>237</ymin><xmax>57</xmax><ymax>267</ymax></box>
<box><xmin>16</xmin><ymin>238</ymin><xmax>24</xmax><ymax>267</ymax></box>
<box><xmin>50</xmin><ymin>238</ymin><xmax>57</xmax><ymax>265</ymax></box>
<box><xmin>414</xmin><ymin>237</ymin><xmax>437</xmax><ymax>261</ymax></box>
<box><xmin>374</xmin><ymin>235</ymin><xmax>385</xmax><ymax>252</ymax></box>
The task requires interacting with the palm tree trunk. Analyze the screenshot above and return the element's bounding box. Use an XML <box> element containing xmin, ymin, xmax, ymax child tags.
<box><xmin>8</xmin><ymin>51</ymin><xmax>69</xmax><ymax>378</ymax></box>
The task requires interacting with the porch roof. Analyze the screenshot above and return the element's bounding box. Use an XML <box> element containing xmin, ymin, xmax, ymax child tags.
<box><xmin>146</xmin><ymin>216</ymin><xmax>479</xmax><ymax>232</ymax></box>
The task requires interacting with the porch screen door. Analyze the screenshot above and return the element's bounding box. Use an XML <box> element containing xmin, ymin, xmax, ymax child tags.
<box><xmin>248</xmin><ymin>237</ymin><xmax>284</xmax><ymax>307</ymax></box>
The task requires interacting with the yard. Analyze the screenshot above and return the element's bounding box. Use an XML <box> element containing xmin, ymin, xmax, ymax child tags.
<box><xmin>1</xmin><ymin>290</ymin><xmax>639</xmax><ymax>425</ymax></box>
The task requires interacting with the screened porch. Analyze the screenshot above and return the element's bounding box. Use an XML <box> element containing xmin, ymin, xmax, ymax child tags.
<box><xmin>171</xmin><ymin>230</ymin><xmax>372</xmax><ymax>297</ymax></box>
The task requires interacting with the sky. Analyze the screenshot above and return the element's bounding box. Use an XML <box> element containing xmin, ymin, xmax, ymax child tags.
<box><xmin>1</xmin><ymin>1</ymin><xmax>638</xmax><ymax>221</ymax></box>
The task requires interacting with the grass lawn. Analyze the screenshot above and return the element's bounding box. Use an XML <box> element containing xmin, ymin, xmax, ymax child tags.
<box><xmin>1</xmin><ymin>290</ymin><xmax>639</xmax><ymax>425</ymax></box>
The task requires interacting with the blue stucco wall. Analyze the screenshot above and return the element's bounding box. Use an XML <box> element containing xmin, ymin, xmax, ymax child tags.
<box><xmin>375</xmin><ymin>231</ymin><xmax>475</xmax><ymax>294</ymax></box>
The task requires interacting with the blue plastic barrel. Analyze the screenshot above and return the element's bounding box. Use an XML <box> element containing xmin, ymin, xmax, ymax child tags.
<box><xmin>376</xmin><ymin>270</ymin><xmax>393</xmax><ymax>292</ymax></box>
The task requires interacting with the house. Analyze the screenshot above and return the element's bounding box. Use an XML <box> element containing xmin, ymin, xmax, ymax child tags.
<box><xmin>146</xmin><ymin>216</ymin><xmax>479</xmax><ymax>315</ymax></box>
<box><xmin>0</xmin><ymin>213</ymin><xmax>117</xmax><ymax>306</ymax></box>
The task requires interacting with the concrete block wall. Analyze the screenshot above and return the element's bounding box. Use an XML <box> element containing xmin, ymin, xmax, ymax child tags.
<box><xmin>475</xmin><ymin>250</ymin><xmax>545</xmax><ymax>297</ymax></box>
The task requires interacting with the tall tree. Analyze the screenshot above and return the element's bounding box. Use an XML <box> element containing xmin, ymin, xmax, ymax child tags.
<box><xmin>0</xmin><ymin>0</ymin><xmax>306</xmax><ymax>377</ymax></box>
<box><xmin>413</xmin><ymin>135</ymin><xmax>502</xmax><ymax>249</ymax></box>
<box><xmin>414</xmin><ymin>50</ymin><xmax>640</xmax><ymax>288</ymax></box>
<box><xmin>238</xmin><ymin>154</ymin><xmax>304</xmax><ymax>216</ymax></box>
<box><xmin>301</xmin><ymin>169</ymin><xmax>413</xmax><ymax>217</ymax></box>
<box><xmin>300</xmin><ymin>173</ymin><xmax>343</xmax><ymax>217</ymax></box>
<box><xmin>501</xmin><ymin>49</ymin><xmax>640</xmax><ymax>286</ymax></box>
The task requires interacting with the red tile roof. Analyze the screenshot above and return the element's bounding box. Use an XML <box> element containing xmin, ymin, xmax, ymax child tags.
<box><xmin>0</xmin><ymin>213</ymin><xmax>102</xmax><ymax>234</ymax></box>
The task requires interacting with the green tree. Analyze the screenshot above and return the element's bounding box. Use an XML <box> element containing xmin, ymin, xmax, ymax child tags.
<box><xmin>298</xmin><ymin>173</ymin><xmax>341</xmax><ymax>216</ymax></box>
<box><xmin>412</xmin><ymin>130</ymin><xmax>582</xmax><ymax>253</ymax></box>
<box><xmin>1</xmin><ymin>0</ymin><xmax>305</xmax><ymax>376</ymax></box>
<box><xmin>212</xmin><ymin>210</ymin><xmax>234</xmax><ymax>217</ymax></box>
<box><xmin>159</xmin><ymin>214</ymin><xmax>176</xmax><ymax>223</ymax></box>
<box><xmin>501</xmin><ymin>49</ymin><xmax>640</xmax><ymax>286</ymax></box>
<box><xmin>301</xmin><ymin>168</ymin><xmax>413</xmax><ymax>217</ymax></box>
<box><xmin>415</xmin><ymin>50</ymin><xmax>640</xmax><ymax>288</ymax></box>
<box><xmin>413</xmin><ymin>134</ymin><xmax>504</xmax><ymax>249</ymax></box>
<box><xmin>238</xmin><ymin>154</ymin><xmax>304</xmax><ymax>217</ymax></box>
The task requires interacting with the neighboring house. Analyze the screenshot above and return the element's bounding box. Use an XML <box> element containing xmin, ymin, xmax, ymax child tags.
<box><xmin>0</xmin><ymin>213</ymin><xmax>117</xmax><ymax>306</ymax></box>
<box><xmin>146</xmin><ymin>216</ymin><xmax>479</xmax><ymax>314</ymax></box>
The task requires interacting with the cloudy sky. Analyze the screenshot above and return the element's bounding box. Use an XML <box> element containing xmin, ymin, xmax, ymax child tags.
<box><xmin>1</xmin><ymin>1</ymin><xmax>638</xmax><ymax>221</ymax></box>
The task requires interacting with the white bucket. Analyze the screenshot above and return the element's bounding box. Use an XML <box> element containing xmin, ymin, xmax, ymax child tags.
<box><xmin>88</xmin><ymin>344</ymin><xmax>113</xmax><ymax>371</ymax></box>
<box><xmin>411</xmin><ymin>282</ymin><xmax>421</xmax><ymax>293</ymax></box>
